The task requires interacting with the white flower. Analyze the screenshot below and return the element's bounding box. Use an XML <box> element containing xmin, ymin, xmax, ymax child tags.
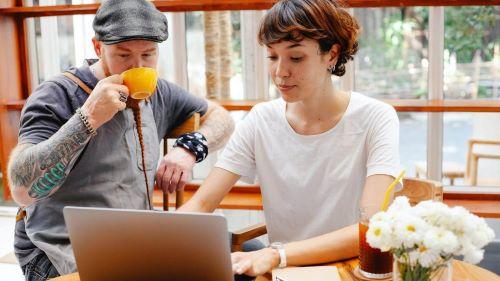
<box><xmin>463</xmin><ymin>249</ymin><xmax>484</xmax><ymax>264</ymax></box>
<box><xmin>366</xmin><ymin>197</ymin><xmax>495</xmax><ymax>267</ymax></box>
<box><xmin>448</xmin><ymin>206</ymin><xmax>470</xmax><ymax>228</ymax></box>
<box><xmin>394</xmin><ymin>213</ymin><xmax>428</xmax><ymax>248</ymax></box>
<box><xmin>423</xmin><ymin>227</ymin><xmax>459</xmax><ymax>254</ymax></box>
<box><xmin>463</xmin><ymin>214</ymin><xmax>495</xmax><ymax>249</ymax></box>
<box><xmin>414</xmin><ymin>200</ymin><xmax>450</xmax><ymax>227</ymax></box>
<box><xmin>367</xmin><ymin>220</ymin><xmax>393</xmax><ymax>251</ymax></box>
<box><xmin>417</xmin><ymin>246</ymin><xmax>441</xmax><ymax>268</ymax></box>
<box><xmin>407</xmin><ymin>250</ymin><xmax>420</xmax><ymax>267</ymax></box>
<box><xmin>370</xmin><ymin>211</ymin><xmax>392</xmax><ymax>224</ymax></box>
<box><xmin>386</xmin><ymin>196</ymin><xmax>412</xmax><ymax>218</ymax></box>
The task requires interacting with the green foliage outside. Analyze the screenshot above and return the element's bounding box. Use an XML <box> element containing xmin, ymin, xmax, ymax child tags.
<box><xmin>360</xmin><ymin>7</ymin><xmax>496</xmax><ymax>67</ymax></box>
<box><xmin>356</xmin><ymin>7</ymin><xmax>498</xmax><ymax>99</ymax></box>
<box><xmin>443</xmin><ymin>6</ymin><xmax>497</xmax><ymax>63</ymax></box>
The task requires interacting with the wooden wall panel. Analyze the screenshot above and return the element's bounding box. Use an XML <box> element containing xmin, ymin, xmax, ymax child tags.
<box><xmin>0</xmin><ymin>0</ymin><xmax>498</xmax><ymax>17</ymax></box>
<box><xmin>0</xmin><ymin>19</ymin><xmax>23</xmax><ymax>100</ymax></box>
<box><xmin>0</xmin><ymin>106</ymin><xmax>21</xmax><ymax>201</ymax></box>
<box><xmin>0</xmin><ymin>0</ymin><xmax>25</xmax><ymax>200</ymax></box>
<box><xmin>0</xmin><ymin>0</ymin><xmax>16</xmax><ymax>9</ymax></box>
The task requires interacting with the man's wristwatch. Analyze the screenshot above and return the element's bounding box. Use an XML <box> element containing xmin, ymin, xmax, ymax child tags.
<box><xmin>270</xmin><ymin>242</ymin><xmax>287</xmax><ymax>268</ymax></box>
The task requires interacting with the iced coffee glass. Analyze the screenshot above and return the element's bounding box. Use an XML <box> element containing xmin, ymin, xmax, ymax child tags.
<box><xmin>358</xmin><ymin>205</ymin><xmax>392</xmax><ymax>279</ymax></box>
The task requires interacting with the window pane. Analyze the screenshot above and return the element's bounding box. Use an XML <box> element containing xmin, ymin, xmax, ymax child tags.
<box><xmin>186</xmin><ymin>12</ymin><xmax>206</xmax><ymax>96</ymax></box>
<box><xmin>186</xmin><ymin>11</ymin><xmax>242</xmax><ymax>98</ymax></box>
<box><xmin>30</xmin><ymin>14</ymin><xmax>175</xmax><ymax>87</ymax></box>
<box><xmin>23</xmin><ymin>0</ymin><xmax>100</xmax><ymax>7</ymax></box>
<box><xmin>443</xmin><ymin>113</ymin><xmax>500</xmax><ymax>187</ymax></box>
<box><xmin>443</xmin><ymin>6</ymin><xmax>499</xmax><ymax>99</ymax></box>
<box><xmin>400</xmin><ymin>112</ymin><xmax>427</xmax><ymax>177</ymax></box>
<box><xmin>34</xmin><ymin>16</ymin><xmax>79</xmax><ymax>83</ymax></box>
<box><xmin>354</xmin><ymin>8</ymin><xmax>429</xmax><ymax>99</ymax></box>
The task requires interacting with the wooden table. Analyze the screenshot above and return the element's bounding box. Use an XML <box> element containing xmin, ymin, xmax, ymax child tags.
<box><xmin>50</xmin><ymin>259</ymin><xmax>499</xmax><ymax>281</ymax></box>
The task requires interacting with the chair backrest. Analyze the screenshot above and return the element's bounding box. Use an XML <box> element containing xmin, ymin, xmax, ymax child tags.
<box><xmin>465</xmin><ymin>139</ymin><xmax>500</xmax><ymax>185</ymax></box>
<box><xmin>160</xmin><ymin>113</ymin><xmax>200</xmax><ymax>211</ymax></box>
<box><xmin>395</xmin><ymin>177</ymin><xmax>443</xmax><ymax>205</ymax></box>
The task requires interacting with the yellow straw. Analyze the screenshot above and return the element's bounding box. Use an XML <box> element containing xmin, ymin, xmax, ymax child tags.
<box><xmin>381</xmin><ymin>170</ymin><xmax>406</xmax><ymax>211</ymax></box>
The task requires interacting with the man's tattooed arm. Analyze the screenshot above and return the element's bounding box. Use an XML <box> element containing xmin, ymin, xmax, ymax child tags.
<box><xmin>7</xmin><ymin>113</ymin><xmax>92</xmax><ymax>206</ymax></box>
<box><xmin>198</xmin><ymin>101</ymin><xmax>235</xmax><ymax>152</ymax></box>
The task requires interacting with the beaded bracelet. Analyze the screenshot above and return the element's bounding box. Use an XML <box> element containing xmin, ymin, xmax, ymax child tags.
<box><xmin>173</xmin><ymin>132</ymin><xmax>208</xmax><ymax>163</ymax></box>
<box><xmin>76</xmin><ymin>108</ymin><xmax>97</xmax><ymax>137</ymax></box>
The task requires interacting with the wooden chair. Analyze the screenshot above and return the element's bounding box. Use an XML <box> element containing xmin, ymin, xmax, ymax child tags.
<box><xmin>157</xmin><ymin>113</ymin><xmax>200</xmax><ymax>211</ymax></box>
<box><xmin>415</xmin><ymin>139</ymin><xmax>500</xmax><ymax>185</ymax></box>
<box><xmin>230</xmin><ymin>177</ymin><xmax>443</xmax><ymax>252</ymax></box>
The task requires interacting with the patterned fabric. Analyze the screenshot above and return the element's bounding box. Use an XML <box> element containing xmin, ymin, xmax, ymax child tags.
<box><xmin>92</xmin><ymin>0</ymin><xmax>168</xmax><ymax>44</ymax></box>
<box><xmin>174</xmin><ymin>132</ymin><xmax>208</xmax><ymax>163</ymax></box>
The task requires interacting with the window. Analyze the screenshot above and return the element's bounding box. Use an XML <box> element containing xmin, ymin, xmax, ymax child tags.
<box><xmin>185</xmin><ymin>11</ymin><xmax>243</xmax><ymax>99</ymax></box>
<box><xmin>443</xmin><ymin>6</ymin><xmax>498</xmax><ymax>100</ymax></box>
<box><xmin>443</xmin><ymin>112</ymin><xmax>500</xmax><ymax>187</ymax></box>
<box><xmin>354</xmin><ymin>8</ymin><xmax>429</xmax><ymax>99</ymax></box>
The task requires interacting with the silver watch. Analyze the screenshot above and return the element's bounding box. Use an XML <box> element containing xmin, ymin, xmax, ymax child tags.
<box><xmin>270</xmin><ymin>242</ymin><xmax>287</xmax><ymax>268</ymax></box>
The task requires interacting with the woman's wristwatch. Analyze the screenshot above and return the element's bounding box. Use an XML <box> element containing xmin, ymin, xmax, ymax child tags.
<box><xmin>270</xmin><ymin>242</ymin><xmax>287</xmax><ymax>268</ymax></box>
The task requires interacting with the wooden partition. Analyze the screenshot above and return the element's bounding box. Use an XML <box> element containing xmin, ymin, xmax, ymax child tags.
<box><xmin>0</xmin><ymin>0</ymin><xmax>499</xmax><ymax>200</ymax></box>
<box><xmin>0</xmin><ymin>0</ymin><xmax>497</xmax><ymax>17</ymax></box>
<box><xmin>0</xmin><ymin>104</ymin><xmax>23</xmax><ymax>200</ymax></box>
<box><xmin>0</xmin><ymin>0</ymin><xmax>27</xmax><ymax>199</ymax></box>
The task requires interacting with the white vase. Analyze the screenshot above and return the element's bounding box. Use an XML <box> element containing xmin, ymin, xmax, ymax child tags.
<box><xmin>392</xmin><ymin>258</ymin><xmax>452</xmax><ymax>281</ymax></box>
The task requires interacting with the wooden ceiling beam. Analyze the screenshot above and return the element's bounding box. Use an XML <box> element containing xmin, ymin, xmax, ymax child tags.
<box><xmin>0</xmin><ymin>0</ymin><xmax>498</xmax><ymax>18</ymax></box>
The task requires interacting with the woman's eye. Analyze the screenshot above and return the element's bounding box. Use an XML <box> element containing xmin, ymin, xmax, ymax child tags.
<box><xmin>291</xmin><ymin>57</ymin><xmax>303</xmax><ymax>62</ymax></box>
<box><xmin>119</xmin><ymin>54</ymin><xmax>129</xmax><ymax>58</ymax></box>
<box><xmin>267</xmin><ymin>56</ymin><xmax>278</xmax><ymax>61</ymax></box>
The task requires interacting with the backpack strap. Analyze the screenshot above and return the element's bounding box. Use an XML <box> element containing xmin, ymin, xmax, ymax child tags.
<box><xmin>62</xmin><ymin>72</ymin><xmax>93</xmax><ymax>95</ymax></box>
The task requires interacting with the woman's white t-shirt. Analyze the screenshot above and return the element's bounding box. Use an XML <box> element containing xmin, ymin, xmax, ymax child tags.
<box><xmin>215</xmin><ymin>92</ymin><xmax>400</xmax><ymax>243</ymax></box>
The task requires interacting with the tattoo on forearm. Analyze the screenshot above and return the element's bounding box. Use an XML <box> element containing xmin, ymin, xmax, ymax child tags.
<box><xmin>198</xmin><ymin>105</ymin><xmax>234</xmax><ymax>152</ymax></box>
<box><xmin>9</xmin><ymin>114</ymin><xmax>92</xmax><ymax>201</ymax></box>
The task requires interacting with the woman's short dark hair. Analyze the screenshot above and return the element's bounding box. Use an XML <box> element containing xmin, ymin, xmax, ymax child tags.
<box><xmin>258</xmin><ymin>0</ymin><xmax>360</xmax><ymax>77</ymax></box>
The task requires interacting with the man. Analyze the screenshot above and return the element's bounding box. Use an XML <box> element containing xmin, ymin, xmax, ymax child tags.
<box><xmin>7</xmin><ymin>0</ymin><xmax>234</xmax><ymax>279</ymax></box>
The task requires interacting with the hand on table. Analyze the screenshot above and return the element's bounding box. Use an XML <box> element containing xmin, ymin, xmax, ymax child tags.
<box><xmin>232</xmin><ymin>248</ymin><xmax>280</xmax><ymax>277</ymax></box>
<box><xmin>155</xmin><ymin>147</ymin><xmax>196</xmax><ymax>193</ymax></box>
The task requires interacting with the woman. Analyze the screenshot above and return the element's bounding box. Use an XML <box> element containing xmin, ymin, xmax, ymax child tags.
<box><xmin>179</xmin><ymin>0</ymin><xmax>400</xmax><ymax>276</ymax></box>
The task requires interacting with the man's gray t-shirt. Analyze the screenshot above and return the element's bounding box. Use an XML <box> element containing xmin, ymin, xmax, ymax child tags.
<box><xmin>14</xmin><ymin>60</ymin><xmax>207</xmax><ymax>274</ymax></box>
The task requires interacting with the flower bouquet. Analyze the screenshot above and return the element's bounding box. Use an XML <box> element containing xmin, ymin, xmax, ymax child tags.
<box><xmin>366</xmin><ymin>196</ymin><xmax>495</xmax><ymax>281</ymax></box>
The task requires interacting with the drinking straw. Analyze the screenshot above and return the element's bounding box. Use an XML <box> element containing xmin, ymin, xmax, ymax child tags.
<box><xmin>380</xmin><ymin>170</ymin><xmax>405</xmax><ymax>211</ymax></box>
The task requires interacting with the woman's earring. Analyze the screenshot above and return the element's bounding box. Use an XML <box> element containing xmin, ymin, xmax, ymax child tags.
<box><xmin>327</xmin><ymin>65</ymin><xmax>336</xmax><ymax>74</ymax></box>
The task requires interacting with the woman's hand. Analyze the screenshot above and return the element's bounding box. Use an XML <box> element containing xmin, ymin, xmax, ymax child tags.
<box><xmin>231</xmin><ymin>248</ymin><xmax>280</xmax><ymax>277</ymax></box>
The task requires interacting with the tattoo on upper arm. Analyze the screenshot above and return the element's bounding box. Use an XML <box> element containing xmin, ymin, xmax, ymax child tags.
<box><xmin>9</xmin><ymin>114</ymin><xmax>92</xmax><ymax>201</ymax></box>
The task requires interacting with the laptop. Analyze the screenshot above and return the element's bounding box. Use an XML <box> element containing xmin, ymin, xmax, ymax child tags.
<box><xmin>63</xmin><ymin>206</ymin><xmax>233</xmax><ymax>281</ymax></box>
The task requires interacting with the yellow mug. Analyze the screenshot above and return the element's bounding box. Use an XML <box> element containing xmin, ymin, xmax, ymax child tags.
<box><xmin>121</xmin><ymin>67</ymin><xmax>158</xmax><ymax>100</ymax></box>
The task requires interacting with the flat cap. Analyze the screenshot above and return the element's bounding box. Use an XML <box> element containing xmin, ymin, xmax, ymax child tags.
<box><xmin>93</xmin><ymin>0</ymin><xmax>168</xmax><ymax>45</ymax></box>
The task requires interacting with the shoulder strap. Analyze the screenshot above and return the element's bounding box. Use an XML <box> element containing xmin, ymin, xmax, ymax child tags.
<box><xmin>62</xmin><ymin>72</ymin><xmax>93</xmax><ymax>95</ymax></box>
